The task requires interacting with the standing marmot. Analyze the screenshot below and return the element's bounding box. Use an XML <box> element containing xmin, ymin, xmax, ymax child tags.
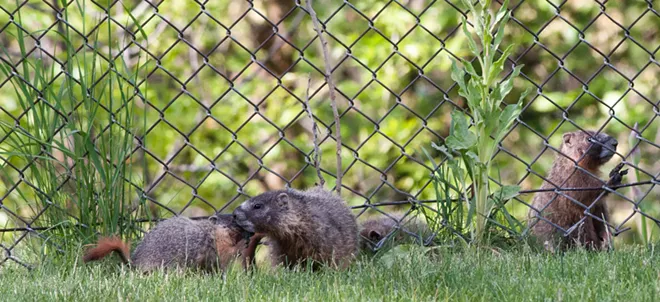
<box><xmin>528</xmin><ymin>130</ymin><xmax>626</xmax><ymax>251</ymax></box>
<box><xmin>83</xmin><ymin>214</ymin><xmax>254</xmax><ymax>273</ymax></box>
<box><xmin>359</xmin><ymin>214</ymin><xmax>432</xmax><ymax>254</ymax></box>
<box><xmin>232</xmin><ymin>187</ymin><xmax>359</xmax><ymax>270</ymax></box>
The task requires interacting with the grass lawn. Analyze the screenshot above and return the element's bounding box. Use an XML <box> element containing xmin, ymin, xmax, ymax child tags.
<box><xmin>1</xmin><ymin>245</ymin><xmax>658</xmax><ymax>301</ymax></box>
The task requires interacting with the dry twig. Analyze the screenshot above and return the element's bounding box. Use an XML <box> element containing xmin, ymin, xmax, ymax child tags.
<box><xmin>306</xmin><ymin>0</ymin><xmax>342</xmax><ymax>194</ymax></box>
<box><xmin>303</xmin><ymin>74</ymin><xmax>325</xmax><ymax>185</ymax></box>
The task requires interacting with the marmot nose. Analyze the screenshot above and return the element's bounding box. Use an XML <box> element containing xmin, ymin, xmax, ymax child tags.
<box><xmin>609</xmin><ymin>138</ymin><xmax>618</xmax><ymax>149</ymax></box>
<box><xmin>233</xmin><ymin>211</ymin><xmax>245</xmax><ymax>221</ymax></box>
<box><xmin>596</xmin><ymin>133</ymin><xmax>617</xmax><ymax>148</ymax></box>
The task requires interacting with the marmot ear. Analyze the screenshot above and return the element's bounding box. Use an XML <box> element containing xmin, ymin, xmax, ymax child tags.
<box><xmin>562</xmin><ymin>133</ymin><xmax>574</xmax><ymax>146</ymax></box>
<box><xmin>368</xmin><ymin>230</ymin><xmax>382</xmax><ymax>241</ymax></box>
<box><xmin>277</xmin><ymin>193</ymin><xmax>289</xmax><ymax>208</ymax></box>
<box><xmin>208</xmin><ymin>214</ymin><xmax>218</xmax><ymax>223</ymax></box>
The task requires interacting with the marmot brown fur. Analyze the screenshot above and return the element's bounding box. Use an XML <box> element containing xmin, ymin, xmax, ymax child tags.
<box><xmin>528</xmin><ymin>130</ymin><xmax>626</xmax><ymax>251</ymax></box>
<box><xmin>359</xmin><ymin>214</ymin><xmax>432</xmax><ymax>254</ymax></box>
<box><xmin>232</xmin><ymin>186</ymin><xmax>359</xmax><ymax>270</ymax></box>
<box><xmin>83</xmin><ymin>214</ymin><xmax>257</xmax><ymax>273</ymax></box>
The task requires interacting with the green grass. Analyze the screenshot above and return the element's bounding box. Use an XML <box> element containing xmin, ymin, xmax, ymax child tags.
<box><xmin>0</xmin><ymin>0</ymin><xmax>150</xmax><ymax>245</ymax></box>
<box><xmin>1</xmin><ymin>245</ymin><xmax>659</xmax><ymax>301</ymax></box>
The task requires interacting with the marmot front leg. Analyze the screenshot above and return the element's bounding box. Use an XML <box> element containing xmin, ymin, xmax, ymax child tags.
<box><xmin>591</xmin><ymin>204</ymin><xmax>611</xmax><ymax>250</ymax></box>
<box><xmin>593</xmin><ymin>163</ymin><xmax>627</xmax><ymax>250</ymax></box>
<box><xmin>570</xmin><ymin>218</ymin><xmax>600</xmax><ymax>250</ymax></box>
<box><xmin>606</xmin><ymin>163</ymin><xmax>628</xmax><ymax>189</ymax></box>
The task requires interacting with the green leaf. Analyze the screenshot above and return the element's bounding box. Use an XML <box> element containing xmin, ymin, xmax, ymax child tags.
<box><xmin>420</xmin><ymin>146</ymin><xmax>439</xmax><ymax>170</ymax></box>
<box><xmin>481</xmin><ymin>107</ymin><xmax>496</xmax><ymax>135</ymax></box>
<box><xmin>487</xmin><ymin>44</ymin><xmax>514</xmax><ymax>90</ymax></box>
<box><xmin>516</xmin><ymin>87</ymin><xmax>531</xmax><ymax>107</ymax></box>
<box><xmin>492</xmin><ymin>64</ymin><xmax>523</xmax><ymax>104</ymax></box>
<box><xmin>493</xmin><ymin>185</ymin><xmax>520</xmax><ymax>201</ymax></box>
<box><xmin>465</xmin><ymin>150</ymin><xmax>481</xmax><ymax>165</ymax></box>
<box><xmin>51</xmin><ymin>139</ymin><xmax>77</xmax><ymax>158</ymax></box>
<box><xmin>489</xmin><ymin>193</ymin><xmax>524</xmax><ymax>234</ymax></box>
<box><xmin>483</xmin><ymin>19</ymin><xmax>492</xmax><ymax>49</ymax></box>
<box><xmin>494</xmin><ymin>103</ymin><xmax>521</xmax><ymax>143</ymax></box>
<box><xmin>448</xmin><ymin>158</ymin><xmax>466</xmax><ymax>185</ymax></box>
<box><xmin>498</xmin><ymin>104</ymin><xmax>521</xmax><ymax>129</ymax></box>
<box><xmin>493</xmin><ymin>0</ymin><xmax>510</xmax><ymax>29</ymax></box>
<box><xmin>493</xmin><ymin>10</ymin><xmax>510</xmax><ymax>48</ymax></box>
<box><xmin>462</xmin><ymin>59</ymin><xmax>479</xmax><ymax>78</ymax></box>
<box><xmin>462</xmin><ymin>18</ymin><xmax>480</xmax><ymax>57</ymax></box>
<box><xmin>492</xmin><ymin>0</ymin><xmax>511</xmax><ymax>48</ymax></box>
<box><xmin>122</xmin><ymin>2</ymin><xmax>148</xmax><ymax>42</ymax></box>
<box><xmin>446</xmin><ymin>111</ymin><xmax>477</xmax><ymax>151</ymax></box>
<box><xmin>466</xmin><ymin>80</ymin><xmax>483</xmax><ymax>116</ymax></box>
<box><xmin>462</xmin><ymin>0</ymin><xmax>475</xmax><ymax>11</ymax></box>
<box><xmin>451</xmin><ymin>60</ymin><xmax>467</xmax><ymax>91</ymax></box>
<box><xmin>462</xmin><ymin>0</ymin><xmax>478</xmax><ymax>24</ymax></box>
<box><xmin>431</xmin><ymin>142</ymin><xmax>454</xmax><ymax>160</ymax></box>
<box><xmin>84</xmin><ymin>133</ymin><xmax>106</xmax><ymax>179</ymax></box>
<box><xmin>472</xmin><ymin>8</ymin><xmax>485</xmax><ymax>41</ymax></box>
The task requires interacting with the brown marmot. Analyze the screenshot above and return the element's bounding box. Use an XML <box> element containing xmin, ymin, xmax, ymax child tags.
<box><xmin>359</xmin><ymin>214</ymin><xmax>432</xmax><ymax>254</ymax></box>
<box><xmin>232</xmin><ymin>186</ymin><xmax>359</xmax><ymax>270</ymax></box>
<box><xmin>83</xmin><ymin>214</ymin><xmax>256</xmax><ymax>273</ymax></box>
<box><xmin>528</xmin><ymin>130</ymin><xmax>626</xmax><ymax>251</ymax></box>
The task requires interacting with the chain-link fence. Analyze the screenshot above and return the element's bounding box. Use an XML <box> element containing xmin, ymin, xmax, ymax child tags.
<box><xmin>1</xmin><ymin>0</ymin><xmax>659</xmax><ymax>269</ymax></box>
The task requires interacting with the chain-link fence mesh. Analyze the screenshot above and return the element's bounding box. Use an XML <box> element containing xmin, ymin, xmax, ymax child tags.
<box><xmin>0</xmin><ymin>0</ymin><xmax>658</xmax><ymax>269</ymax></box>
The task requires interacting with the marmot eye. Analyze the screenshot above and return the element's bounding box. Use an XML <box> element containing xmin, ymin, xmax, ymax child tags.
<box><xmin>253</xmin><ymin>203</ymin><xmax>263</xmax><ymax>210</ymax></box>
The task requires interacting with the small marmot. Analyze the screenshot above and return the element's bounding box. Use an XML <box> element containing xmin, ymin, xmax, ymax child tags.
<box><xmin>528</xmin><ymin>130</ymin><xmax>626</xmax><ymax>251</ymax></box>
<box><xmin>83</xmin><ymin>214</ymin><xmax>255</xmax><ymax>273</ymax></box>
<box><xmin>232</xmin><ymin>186</ymin><xmax>359</xmax><ymax>270</ymax></box>
<box><xmin>359</xmin><ymin>214</ymin><xmax>432</xmax><ymax>254</ymax></box>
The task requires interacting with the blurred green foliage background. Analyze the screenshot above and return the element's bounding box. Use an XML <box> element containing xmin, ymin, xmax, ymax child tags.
<box><xmin>0</xmin><ymin>0</ymin><xmax>659</xmax><ymax>255</ymax></box>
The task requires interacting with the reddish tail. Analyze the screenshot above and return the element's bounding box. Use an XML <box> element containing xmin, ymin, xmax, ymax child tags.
<box><xmin>83</xmin><ymin>236</ymin><xmax>131</xmax><ymax>265</ymax></box>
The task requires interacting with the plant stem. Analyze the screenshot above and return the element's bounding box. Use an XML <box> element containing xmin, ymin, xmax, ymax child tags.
<box><xmin>306</xmin><ymin>0</ymin><xmax>342</xmax><ymax>194</ymax></box>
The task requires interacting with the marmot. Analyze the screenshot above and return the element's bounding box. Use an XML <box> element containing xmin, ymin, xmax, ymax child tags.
<box><xmin>359</xmin><ymin>214</ymin><xmax>432</xmax><ymax>254</ymax></box>
<box><xmin>528</xmin><ymin>130</ymin><xmax>626</xmax><ymax>251</ymax></box>
<box><xmin>83</xmin><ymin>214</ymin><xmax>256</xmax><ymax>273</ymax></box>
<box><xmin>232</xmin><ymin>186</ymin><xmax>359</xmax><ymax>270</ymax></box>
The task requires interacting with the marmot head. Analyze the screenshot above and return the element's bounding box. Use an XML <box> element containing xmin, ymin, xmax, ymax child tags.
<box><xmin>560</xmin><ymin>130</ymin><xmax>618</xmax><ymax>170</ymax></box>
<box><xmin>210</xmin><ymin>213</ymin><xmax>249</xmax><ymax>244</ymax></box>
<box><xmin>359</xmin><ymin>219</ymin><xmax>394</xmax><ymax>253</ymax></box>
<box><xmin>232</xmin><ymin>190</ymin><xmax>294</xmax><ymax>234</ymax></box>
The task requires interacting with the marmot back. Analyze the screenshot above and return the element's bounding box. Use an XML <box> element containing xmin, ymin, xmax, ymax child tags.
<box><xmin>83</xmin><ymin>214</ymin><xmax>249</xmax><ymax>273</ymax></box>
<box><xmin>528</xmin><ymin>130</ymin><xmax>625</xmax><ymax>251</ymax></box>
<box><xmin>233</xmin><ymin>186</ymin><xmax>359</xmax><ymax>270</ymax></box>
<box><xmin>131</xmin><ymin>216</ymin><xmax>222</xmax><ymax>272</ymax></box>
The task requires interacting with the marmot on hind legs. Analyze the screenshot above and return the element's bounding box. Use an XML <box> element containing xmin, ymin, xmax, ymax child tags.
<box><xmin>528</xmin><ymin>130</ymin><xmax>627</xmax><ymax>251</ymax></box>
